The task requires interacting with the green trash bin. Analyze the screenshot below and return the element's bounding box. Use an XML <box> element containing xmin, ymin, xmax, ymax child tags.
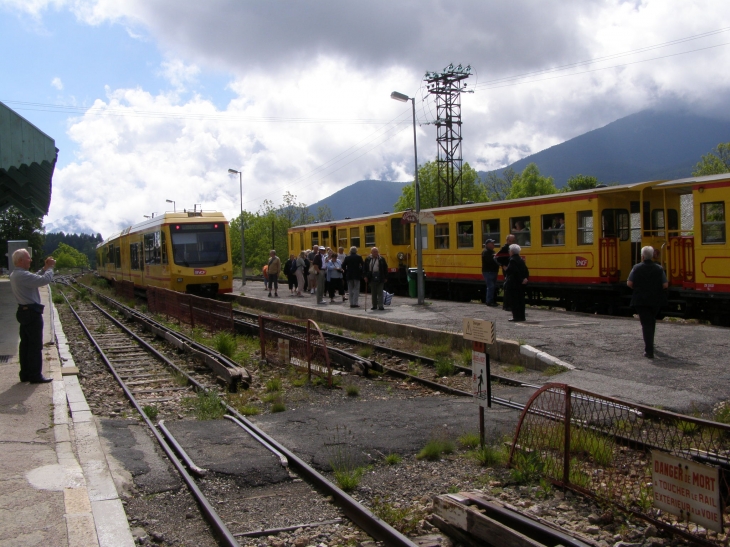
<box><xmin>407</xmin><ymin>268</ymin><xmax>418</xmax><ymax>298</ymax></box>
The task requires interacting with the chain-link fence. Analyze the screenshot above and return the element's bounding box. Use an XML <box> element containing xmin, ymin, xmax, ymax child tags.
<box><xmin>258</xmin><ymin>315</ymin><xmax>331</xmax><ymax>386</ymax></box>
<box><xmin>509</xmin><ymin>383</ymin><xmax>730</xmax><ymax>546</ymax></box>
<box><xmin>146</xmin><ymin>286</ymin><xmax>234</xmax><ymax>331</ymax></box>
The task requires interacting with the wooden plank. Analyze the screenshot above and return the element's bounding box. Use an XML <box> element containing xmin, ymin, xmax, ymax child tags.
<box><xmin>432</xmin><ymin>496</ymin><xmax>544</xmax><ymax>547</ymax></box>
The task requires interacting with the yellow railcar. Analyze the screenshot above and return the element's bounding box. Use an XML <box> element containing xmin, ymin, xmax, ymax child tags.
<box><xmin>97</xmin><ymin>211</ymin><xmax>233</xmax><ymax>296</ymax></box>
<box><xmin>288</xmin><ymin>173</ymin><xmax>730</xmax><ymax>323</ymax></box>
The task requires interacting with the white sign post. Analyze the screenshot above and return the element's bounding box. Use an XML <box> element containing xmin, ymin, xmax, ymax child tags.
<box><xmin>464</xmin><ymin>319</ymin><xmax>494</xmax><ymax>447</ymax></box>
<box><xmin>651</xmin><ymin>451</ymin><xmax>722</xmax><ymax>532</ymax></box>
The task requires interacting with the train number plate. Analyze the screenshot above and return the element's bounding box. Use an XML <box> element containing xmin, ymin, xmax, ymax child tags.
<box><xmin>194</xmin><ymin>269</ymin><xmax>207</xmax><ymax>275</ymax></box>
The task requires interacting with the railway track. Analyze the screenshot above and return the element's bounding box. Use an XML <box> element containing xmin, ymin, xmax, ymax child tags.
<box><xmin>57</xmin><ymin>285</ymin><xmax>419</xmax><ymax>547</ymax></box>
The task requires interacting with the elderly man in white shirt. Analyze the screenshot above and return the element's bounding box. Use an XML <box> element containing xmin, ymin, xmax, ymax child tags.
<box><xmin>9</xmin><ymin>249</ymin><xmax>55</xmax><ymax>383</ymax></box>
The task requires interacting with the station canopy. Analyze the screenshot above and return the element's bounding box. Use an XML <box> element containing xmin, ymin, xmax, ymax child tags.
<box><xmin>0</xmin><ymin>100</ymin><xmax>57</xmax><ymax>218</ymax></box>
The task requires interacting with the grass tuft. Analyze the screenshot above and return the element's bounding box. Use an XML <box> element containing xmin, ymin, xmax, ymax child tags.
<box><xmin>470</xmin><ymin>444</ymin><xmax>506</xmax><ymax>467</ymax></box>
<box><xmin>434</xmin><ymin>357</ymin><xmax>455</xmax><ymax>377</ymax></box>
<box><xmin>183</xmin><ymin>391</ymin><xmax>226</xmax><ymax>420</ymax></box>
<box><xmin>345</xmin><ymin>384</ymin><xmax>360</xmax><ymax>397</ymax></box>
<box><xmin>357</xmin><ymin>346</ymin><xmax>373</xmax><ymax>359</ymax></box>
<box><xmin>458</xmin><ymin>432</ymin><xmax>481</xmax><ymax>449</ymax></box>
<box><xmin>142</xmin><ymin>405</ymin><xmax>158</xmax><ymax>420</ymax></box>
<box><xmin>212</xmin><ymin>331</ymin><xmax>237</xmax><ymax>358</ymax></box>
<box><xmin>384</xmin><ymin>453</ymin><xmax>401</xmax><ymax>465</ymax></box>
<box><xmin>265</xmin><ymin>377</ymin><xmax>283</xmax><ymax>392</ymax></box>
<box><xmin>417</xmin><ymin>437</ymin><xmax>455</xmax><ymax>461</ymax></box>
<box><xmin>542</xmin><ymin>365</ymin><xmax>565</xmax><ymax>376</ymax></box>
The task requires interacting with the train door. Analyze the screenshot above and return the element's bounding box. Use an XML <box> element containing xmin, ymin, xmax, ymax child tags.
<box><xmin>600</xmin><ymin>208</ymin><xmax>630</xmax><ymax>280</ymax></box>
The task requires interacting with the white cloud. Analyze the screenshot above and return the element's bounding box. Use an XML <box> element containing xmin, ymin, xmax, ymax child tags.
<box><xmin>51</xmin><ymin>77</ymin><xmax>63</xmax><ymax>90</ymax></box>
<box><xmin>158</xmin><ymin>59</ymin><xmax>200</xmax><ymax>91</ymax></box>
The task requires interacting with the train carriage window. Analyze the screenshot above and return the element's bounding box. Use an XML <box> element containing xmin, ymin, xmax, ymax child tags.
<box><xmin>481</xmin><ymin>219</ymin><xmax>500</xmax><ymax>245</ymax></box>
<box><xmin>160</xmin><ymin>231</ymin><xmax>168</xmax><ymax>264</ymax></box>
<box><xmin>350</xmin><ymin>228</ymin><xmax>360</xmax><ymax>248</ymax></box>
<box><xmin>510</xmin><ymin>216</ymin><xmax>531</xmax><ymax>247</ymax></box>
<box><xmin>115</xmin><ymin>246</ymin><xmax>121</xmax><ymax>268</ymax></box>
<box><xmin>651</xmin><ymin>209</ymin><xmax>666</xmax><ymax>237</ymax></box>
<box><xmin>601</xmin><ymin>209</ymin><xmax>630</xmax><ymax>241</ymax></box>
<box><xmin>415</xmin><ymin>224</ymin><xmax>428</xmax><ymax>250</ymax></box>
<box><xmin>434</xmin><ymin>223</ymin><xmax>450</xmax><ymax>249</ymax></box>
<box><xmin>338</xmin><ymin>229</ymin><xmax>348</xmax><ymax>249</ymax></box>
<box><xmin>311</xmin><ymin>232</ymin><xmax>319</xmax><ymax>247</ymax></box>
<box><xmin>107</xmin><ymin>244</ymin><xmax>114</xmax><ymax>265</ymax></box>
<box><xmin>668</xmin><ymin>209</ymin><xmax>679</xmax><ymax>237</ymax></box>
<box><xmin>299</xmin><ymin>233</ymin><xmax>304</xmax><ymax>250</ymax></box>
<box><xmin>701</xmin><ymin>202</ymin><xmax>726</xmax><ymax>244</ymax></box>
<box><xmin>130</xmin><ymin>244</ymin><xmax>140</xmax><ymax>270</ymax></box>
<box><xmin>144</xmin><ymin>233</ymin><xmax>155</xmax><ymax>264</ymax></box>
<box><xmin>321</xmin><ymin>231</ymin><xmax>330</xmax><ymax>249</ymax></box>
<box><xmin>364</xmin><ymin>225</ymin><xmax>376</xmax><ymax>247</ymax></box>
<box><xmin>541</xmin><ymin>214</ymin><xmax>565</xmax><ymax>246</ymax></box>
<box><xmin>577</xmin><ymin>211</ymin><xmax>594</xmax><ymax>245</ymax></box>
<box><xmin>390</xmin><ymin>219</ymin><xmax>411</xmax><ymax>246</ymax></box>
<box><xmin>153</xmin><ymin>231</ymin><xmax>162</xmax><ymax>264</ymax></box>
<box><xmin>456</xmin><ymin>221</ymin><xmax>474</xmax><ymax>248</ymax></box>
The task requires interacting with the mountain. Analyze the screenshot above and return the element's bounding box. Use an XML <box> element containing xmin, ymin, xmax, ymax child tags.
<box><xmin>307</xmin><ymin>179</ymin><xmax>410</xmax><ymax>220</ymax></box>
<box><xmin>484</xmin><ymin>109</ymin><xmax>730</xmax><ymax>186</ymax></box>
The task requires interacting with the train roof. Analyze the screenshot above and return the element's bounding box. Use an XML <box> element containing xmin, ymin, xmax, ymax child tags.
<box><xmin>655</xmin><ymin>173</ymin><xmax>730</xmax><ymax>192</ymax></box>
<box><xmin>98</xmin><ymin>211</ymin><xmax>229</xmax><ymax>249</ymax></box>
<box><xmin>289</xmin><ymin>178</ymin><xmax>665</xmax><ymax>230</ymax></box>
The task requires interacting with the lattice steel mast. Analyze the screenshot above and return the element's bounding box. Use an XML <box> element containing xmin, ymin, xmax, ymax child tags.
<box><xmin>424</xmin><ymin>64</ymin><xmax>471</xmax><ymax>207</ymax></box>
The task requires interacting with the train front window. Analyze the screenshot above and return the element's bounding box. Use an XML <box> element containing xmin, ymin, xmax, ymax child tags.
<box><xmin>701</xmin><ymin>202</ymin><xmax>726</xmax><ymax>244</ymax></box>
<box><xmin>171</xmin><ymin>223</ymin><xmax>228</xmax><ymax>267</ymax></box>
<box><xmin>391</xmin><ymin>218</ymin><xmax>411</xmax><ymax>245</ymax></box>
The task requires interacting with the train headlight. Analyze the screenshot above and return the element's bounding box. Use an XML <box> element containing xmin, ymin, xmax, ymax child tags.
<box><xmin>222</xmin><ymin>275</ymin><xmax>229</xmax><ymax>280</ymax></box>
<box><xmin>397</xmin><ymin>252</ymin><xmax>405</xmax><ymax>260</ymax></box>
<box><xmin>176</xmin><ymin>278</ymin><xmax>183</xmax><ymax>283</ymax></box>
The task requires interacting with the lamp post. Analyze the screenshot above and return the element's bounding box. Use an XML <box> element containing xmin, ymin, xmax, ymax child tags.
<box><xmin>166</xmin><ymin>199</ymin><xmax>176</xmax><ymax>212</ymax></box>
<box><xmin>227</xmin><ymin>168</ymin><xmax>246</xmax><ymax>288</ymax></box>
<box><xmin>390</xmin><ymin>91</ymin><xmax>424</xmax><ymax>305</ymax></box>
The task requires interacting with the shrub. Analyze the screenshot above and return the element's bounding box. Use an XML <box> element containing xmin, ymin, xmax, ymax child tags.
<box><xmin>52</xmin><ymin>293</ymin><xmax>65</xmax><ymax>305</ymax></box>
<box><xmin>212</xmin><ymin>331</ymin><xmax>237</xmax><ymax>358</ymax></box>
<box><xmin>434</xmin><ymin>357</ymin><xmax>455</xmax><ymax>377</ymax></box>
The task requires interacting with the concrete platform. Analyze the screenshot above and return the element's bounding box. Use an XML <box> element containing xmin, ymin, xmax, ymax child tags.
<box><xmin>0</xmin><ymin>279</ymin><xmax>134</xmax><ymax>547</ymax></box>
<box><xmin>231</xmin><ymin>279</ymin><xmax>730</xmax><ymax>413</ymax></box>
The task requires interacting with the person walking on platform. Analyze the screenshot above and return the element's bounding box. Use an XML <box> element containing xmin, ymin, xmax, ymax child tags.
<box><xmin>313</xmin><ymin>246</ymin><xmax>328</xmax><ymax>304</ymax></box>
<box><xmin>482</xmin><ymin>239</ymin><xmax>499</xmax><ymax>306</ymax></box>
<box><xmin>284</xmin><ymin>254</ymin><xmax>298</xmax><ymax>295</ymax></box>
<box><xmin>325</xmin><ymin>252</ymin><xmax>343</xmax><ymax>303</ymax></box>
<box><xmin>9</xmin><ymin>249</ymin><xmax>55</xmax><ymax>383</ymax></box>
<box><xmin>504</xmin><ymin>244</ymin><xmax>529</xmax><ymax>322</ymax></box>
<box><xmin>295</xmin><ymin>251</ymin><xmax>306</xmax><ymax>296</ymax></box>
<box><xmin>495</xmin><ymin>234</ymin><xmax>516</xmax><ymax>311</ymax></box>
<box><xmin>364</xmin><ymin>247</ymin><xmax>388</xmax><ymax>311</ymax></box>
<box><xmin>266</xmin><ymin>250</ymin><xmax>281</xmax><ymax>297</ymax></box>
<box><xmin>627</xmin><ymin>246</ymin><xmax>668</xmax><ymax>359</ymax></box>
<box><xmin>342</xmin><ymin>246</ymin><xmax>364</xmax><ymax>308</ymax></box>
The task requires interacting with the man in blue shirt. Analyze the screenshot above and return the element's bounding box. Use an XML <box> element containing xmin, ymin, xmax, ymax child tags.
<box><xmin>627</xmin><ymin>246</ymin><xmax>668</xmax><ymax>359</ymax></box>
<box><xmin>9</xmin><ymin>249</ymin><xmax>56</xmax><ymax>383</ymax></box>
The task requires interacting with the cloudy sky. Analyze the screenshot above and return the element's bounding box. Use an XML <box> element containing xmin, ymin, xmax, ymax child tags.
<box><xmin>2</xmin><ymin>0</ymin><xmax>729</xmax><ymax>237</ymax></box>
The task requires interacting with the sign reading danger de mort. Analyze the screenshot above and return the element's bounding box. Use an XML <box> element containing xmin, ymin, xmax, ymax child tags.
<box><xmin>651</xmin><ymin>450</ymin><xmax>722</xmax><ymax>532</ymax></box>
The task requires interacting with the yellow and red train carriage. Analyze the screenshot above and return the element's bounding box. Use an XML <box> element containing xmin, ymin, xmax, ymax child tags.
<box><xmin>288</xmin><ymin>173</ymin><xmax>730</xmax><ymax>323</ymax></box>
<box><xmin>97</xmin><ymin>211</ymin><xmax>233</xmax><ymax>296</ymax></box>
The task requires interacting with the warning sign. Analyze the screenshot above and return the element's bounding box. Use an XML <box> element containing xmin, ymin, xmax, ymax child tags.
<box><xmin>463</xmin><ymin>318</ymin><xmax>495</xmax><ymax>344</ymax></box>
<box><xmin>471</xmin><ymin>351</ymin><xmax>488</xmax><ymax>402</ymax></box>
<box><xmin>651</xmin><ymin>451</ymin><xmax>722</xmax><ymax>532</ymax></box>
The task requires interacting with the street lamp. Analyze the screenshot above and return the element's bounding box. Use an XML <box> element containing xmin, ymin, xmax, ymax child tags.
<box><xmin>166</xmin><ymin>199</ymin><xmax>176</xmax><ymax>212</ymax></box>
<box><xmin>391</xmin><ymin>91</ymin><xmax>424</xmax><ymax>305</ymax></box>
<box><xmin>227</xmin><ymin>168</ymin><xmax>246</xmax><ymax>288</ymax></box>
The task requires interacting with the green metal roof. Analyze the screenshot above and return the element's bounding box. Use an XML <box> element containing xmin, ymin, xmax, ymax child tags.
<box><xmin>0</xmin><ymin>101</ymin><xmax>57</xmax><ymax>218</ymax></box>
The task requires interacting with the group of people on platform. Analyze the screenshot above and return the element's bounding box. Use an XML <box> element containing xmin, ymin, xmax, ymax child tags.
<box><xmin>262</xmin><ymin>246</ymin><xmax>389</xmax><ymax>310</ymax></box>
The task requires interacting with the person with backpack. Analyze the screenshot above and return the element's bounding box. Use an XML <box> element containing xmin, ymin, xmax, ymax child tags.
<box><xmin>284</xmin><ymin>253</ymin><xmax>298</xmax><ymax>295</ymax></box>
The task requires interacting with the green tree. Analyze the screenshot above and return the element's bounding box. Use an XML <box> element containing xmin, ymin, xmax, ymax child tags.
<box><xmin>484</xmin><ymin>167</ymin><xmax>518</xmax><ymax>201</ymax></box>
<box><xmin>561</xmin><ymin>174</ymin><xmax>599</xmax><ymax>192</ymax></box>
<box><xmin>0</xmin><ymin>207</ymin><xmax>45</xmax><ymax>270</ymax></box>
<box><xmin>315</xmin><ymin>205</ymin><xmax>333</xmax><ymax>222</ymax></box>
<box><xmin>51</xmin><ymin>242</ymin><xmax>90</xmax><ymax>269</ymax></box>
<box><xmin>693</xmin><ymin>143</ymin><xmax>730</xmax><ymax>176</ymax></box>
<box><xmin>394</xmin><ymin>160</ymin><xmax>487</xmax><ymax>211</ymax></box>
<box><xmin>506</xmin><ymin>163</ymin><xmax>558</xmax><ymax>199</ymax></box>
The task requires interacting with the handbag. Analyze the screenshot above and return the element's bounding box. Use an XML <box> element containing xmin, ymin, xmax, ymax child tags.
<box><xmin>383</xmin><ymin>291</ymin><xmax>393</xmax><ymax>306</ymax></box>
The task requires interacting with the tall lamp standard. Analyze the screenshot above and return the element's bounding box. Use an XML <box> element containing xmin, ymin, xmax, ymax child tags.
<box><xmin>390</xmin><ymin>91</ymin><xmax>424</xmax><ymax>305</ymax></box>
<box><xmin>227</xmin><ymin>168</ymin><xmax>246</xmax><ymax>288</ymax></box>
<box><xmin>166</xmin><ymin>199</ymin><xmax>176</xmax><ymax>212</ymax></box>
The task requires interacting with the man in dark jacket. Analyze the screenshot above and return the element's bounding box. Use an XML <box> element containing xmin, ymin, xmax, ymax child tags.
<box><xmin>504</xmin><ymin>244</ymin><xmax>529</xmax><ymax>322</ymax></box>
<box><xmin>482</xmin><ymin>239</ymin><xmax>499</xmax><ymax>306</ymax></box>
<box><xmin>342</xmin><ymin>246</ymin><xmax>364</xmax><ymax>308</ymax></box>
<box><xmin>627</xmin><ymin>246</ymin><xmax>668</xmax><ymax>358</ymax></box>
<box><xmin>364</xmin><ymin>247</ymin><xmax>388</xmax><ymax>311</ymax></box>
<box><xmin>494</xmin><ymin>234</ymin><xmax>516</xmax><ymax>310</ymax></box>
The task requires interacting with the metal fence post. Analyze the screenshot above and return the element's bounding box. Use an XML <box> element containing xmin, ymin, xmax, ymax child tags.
<box><xmin>563</xmin><ymin>386</ymin><xmax>572</xmax><ymax>486</ymax></box>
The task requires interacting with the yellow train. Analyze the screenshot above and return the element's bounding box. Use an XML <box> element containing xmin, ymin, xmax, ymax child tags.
<box><xmin>288</xmin><ymin>173</ymin><xmax>730</xmax><ymax>323</ymax></box>
<box><xmin>97</xmin><ymin>211</ymin><xmax>233</xmax><ymax>296</ymax></box>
